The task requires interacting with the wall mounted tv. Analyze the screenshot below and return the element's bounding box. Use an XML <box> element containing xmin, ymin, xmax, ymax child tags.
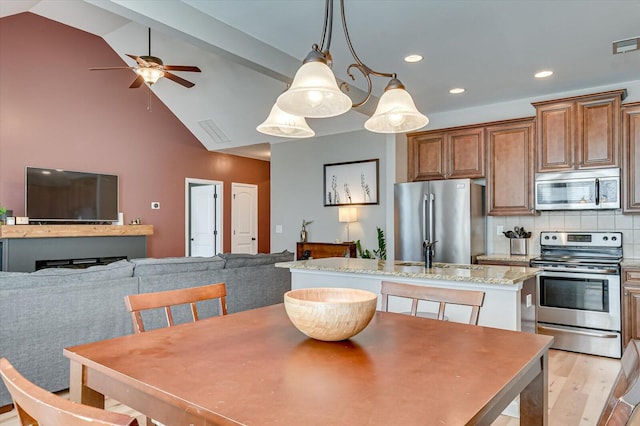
<box><xmin>25</xmin><ymin>167</ymin><xmax>119</xmax><ymax>223</ymax></box>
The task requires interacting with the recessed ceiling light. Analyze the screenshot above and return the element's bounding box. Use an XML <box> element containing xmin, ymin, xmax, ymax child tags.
<box><xmin>404</xmin><ymin>54</ymin><xmax>423</xmax><ymax>63</ymax></box>
<box><xmin>449</xmin><ymin>88</ymin><xmax>465</xmax><ymax>94</ymax></box>
<box><xmin>535</xmin><ymin>70</ymin><xmax>553</xmax><ymax>79</ymax></box>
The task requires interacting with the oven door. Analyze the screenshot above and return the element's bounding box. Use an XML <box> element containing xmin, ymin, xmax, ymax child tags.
<box><xmin>537</xmin><ymin>269</ymin><xmax>620</xmax><ymax>331</ymax></box>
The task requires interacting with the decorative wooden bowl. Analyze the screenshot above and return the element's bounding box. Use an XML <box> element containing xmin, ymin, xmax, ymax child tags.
<box><xmin>284</xmin><ymin>287</ymin><xmax>378</xmax><ymax>341</ymax></box>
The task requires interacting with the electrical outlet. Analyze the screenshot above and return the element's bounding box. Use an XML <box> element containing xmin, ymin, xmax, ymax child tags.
<box><xmin>496</xmin><ymin>225</ymin><xmax>504</xmax><ymax>236</ymax></box>
<box><xmin>151</xmin><ymin>202</ymin><xmax>160</xmax><ymax>210</ymax></box>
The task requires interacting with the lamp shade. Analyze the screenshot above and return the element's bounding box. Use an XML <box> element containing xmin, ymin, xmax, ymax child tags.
<box><xmin>276</xmin><ymin>61</ymin><xmax>352</xmax><ymax>118</ymax></box>
<box><xmin>257</xmin><ymin>104</ymin><xmax>315</xmax><ymax>138</ymax></box>
<box><xmin>338</xmin><ymin>207</ymin><xmax>358</xmax><ymax>223</ymax></box>
<box><xmin>136</xmin><ymin>67</ymin><xmax>164</xmax><ymax>84</ymax></box>
<box><xmin>364</xmin><ymin>88</ymin><xmax>429</xmax><ymax>133</ymax></box>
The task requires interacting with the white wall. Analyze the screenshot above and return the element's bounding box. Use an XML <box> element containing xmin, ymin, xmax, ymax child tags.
<box><xmin>271</xmin><ymin>79</ymin><xmax>640</xmax><ymax>260</ymax></box>
<box><xmin>271</xmin><ymin>130</ymin><xmax>389</xmax><ymax>257</ymax></box>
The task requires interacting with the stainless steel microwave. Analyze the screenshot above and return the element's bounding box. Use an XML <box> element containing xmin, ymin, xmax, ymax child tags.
<box><xmin>535</xmin><ymin>168</ymin><xmax>620</xmax><ymax>211</ymax></box>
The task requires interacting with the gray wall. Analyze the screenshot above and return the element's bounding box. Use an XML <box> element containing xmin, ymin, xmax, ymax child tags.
<box><xmin>271</xmin><ymin>130</ymin><xmax>391</xmax><ymax>257</ymax></box>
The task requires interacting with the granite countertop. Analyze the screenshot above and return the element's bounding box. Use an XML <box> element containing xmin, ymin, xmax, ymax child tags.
<box><xmin>276</xmin><ymin>258</ymin><xmax>540</xmax><ymax>286</ymax></box>
<box><xmin>622</xmin><ymin>259</ymin><xmax>640</xmax><ymax>268</ymax></box>
<box><xmin>477</xmin><ymin>254</ymin><xmax>534</xmax><ymax>263</ymax></box>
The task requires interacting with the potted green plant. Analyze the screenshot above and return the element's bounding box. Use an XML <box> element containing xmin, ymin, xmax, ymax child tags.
<box><xmin>0</xmin><ymin>205</ymin><xmax>13</xmax><ymax>225</ymax></box>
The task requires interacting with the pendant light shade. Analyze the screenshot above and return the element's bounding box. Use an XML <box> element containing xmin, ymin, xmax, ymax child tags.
<box><xmin>257</xmin><ymin>104</ymin><xmax>315</xmax><ymax>138</ymax></box>
<box><xmin>364</xmin><ymin>87</ymin><xmax>429</xmax><ymax>133</ymax></box>
<box><xmin>276</xmin><ymin>61</ymin><xmax>352</xmax><ymax>118</ymax></box>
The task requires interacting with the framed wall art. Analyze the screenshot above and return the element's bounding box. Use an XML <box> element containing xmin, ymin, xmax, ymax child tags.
<box><xmin>323</xmin><ymin>159</ymin><xmax>379</xmax><ymax>206</ymax></box>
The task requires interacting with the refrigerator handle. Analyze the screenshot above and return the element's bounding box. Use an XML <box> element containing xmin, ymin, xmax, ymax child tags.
<box><xmin>595</xmin><ymin>178</ymin><xmax>600</xmax><ymax>206</ymax></box>
<box><xmin>422</xmin><ymin>194</ymin><xmax>428</xmax><ymax>242</ymax></box>
<box><xmin>428</xmin><ymin>193</ymin><xmax>435</xmax><ymax>254</ymax></box>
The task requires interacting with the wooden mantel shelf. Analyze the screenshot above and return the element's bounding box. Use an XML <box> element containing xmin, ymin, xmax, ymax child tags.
<box><xmin>0</xmin><ymin>224</ymin><xmax>154</xmax><ymax>239</ymax></box>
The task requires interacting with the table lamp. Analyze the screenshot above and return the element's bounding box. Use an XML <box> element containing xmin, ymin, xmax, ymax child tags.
<box><xmin>338</xmin><ymin>207</ymin><xmax>358</xmax><ymax>242</ymax></box>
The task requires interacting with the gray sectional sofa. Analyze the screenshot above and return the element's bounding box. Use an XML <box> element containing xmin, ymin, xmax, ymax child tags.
<box><xmin>0</xmin><ymin>251</ymin><xmax>293</xmax><ymax>407</ymax></box>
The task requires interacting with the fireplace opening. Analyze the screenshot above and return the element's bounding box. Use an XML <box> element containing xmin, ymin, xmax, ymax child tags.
<box><xmin>35</xmin><ymin>256</ymin><xmax>127</xmax><ymax>271</ymax></box>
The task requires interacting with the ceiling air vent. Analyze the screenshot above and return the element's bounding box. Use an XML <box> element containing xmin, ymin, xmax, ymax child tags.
<box><xmin>198</xmin><ymin>119</ymin><xmax>231</xmax><ymax>144</ymax></box>
<box><xmin>612</xmin><ymin>37</ymin><xmax>640</xmax><ymax>54</ymax></box>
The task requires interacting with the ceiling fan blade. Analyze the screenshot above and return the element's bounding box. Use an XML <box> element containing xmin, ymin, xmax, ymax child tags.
<box><xmin>129</xmin><ymin>75</ymin><xmax>145</xmax><ymax>89</ymax></box>
<box><xmin>126</xmin><ymin>54</ymin><xmax>151</xmax><ymax>67</ymax></box>
<box><xmin>90</xmin><ymin>66</ymin><xmax>135</xmax><ymax>71</ymax></box>
<box><xmin>163</xmin><ymin>65</ymin><xmax>201</xmax><ymax>72</ymax></box>
<box><xmin>163</xmin><ymin>72</ymin><xmax>195</xmax><ymax>88</ymax></box>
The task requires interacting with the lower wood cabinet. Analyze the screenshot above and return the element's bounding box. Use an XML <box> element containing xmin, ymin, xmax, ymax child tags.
<box><xmin>486</xmin><ymin>118</ymin><xmax>536</xmax><ymax>216</ymax></box>
<box><xmin>296</xmin><ymin>242</ymin><xmax>356</xmax><ymax>260</ymax></box>
<box><xmin>623</xmin><ymin>267</ymin><xmax>640</xmax><ymax>347</ymax></box>
<box><xmin>623</xmin><ymin>102</ymin><xmax>640</xmax><ymax>213</ymax></box>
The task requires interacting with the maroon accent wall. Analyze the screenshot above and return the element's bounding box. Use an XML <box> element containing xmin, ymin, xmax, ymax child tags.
<box><xmin>0</xmin><ymin>13</ymin><xmax>270</xmax><ymax>257</ymax></box>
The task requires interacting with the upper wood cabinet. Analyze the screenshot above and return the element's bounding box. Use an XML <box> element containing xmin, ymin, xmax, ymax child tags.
<box><xmin>486</xmin><ymin>118</ymin><xmax>536</xmax><ymax>216</ymax></box>
<box><xmin>623</xmin><ymin>102</ymin><xmax>640</xmax><ymax>213</ymax></box>
<box><xmin>532</xmin><ymin>89</ymin><xmax>626</xmax><ymax>172</ymax></box>
<box><xmin>408</xmin><ymin>127</ymin><xmax>484</xmax><ymax>181</ymax></box>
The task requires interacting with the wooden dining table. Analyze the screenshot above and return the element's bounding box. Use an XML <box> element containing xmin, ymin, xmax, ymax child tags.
<box><xmin>65</xmin><ymin>304</ymin><xmax>553</xmax><ymax>425</ymax></box>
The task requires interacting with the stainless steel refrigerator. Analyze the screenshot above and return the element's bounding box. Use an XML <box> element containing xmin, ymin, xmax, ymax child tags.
<box><xmin>394</xmin><ymin>179</ymin><xmax>486</xmax><ymax>264</ymax></box>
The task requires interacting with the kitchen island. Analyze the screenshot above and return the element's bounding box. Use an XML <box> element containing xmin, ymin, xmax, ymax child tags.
<box><xmin>276</xmin><ymin>258</ymin><xmax>540</xmax><ymax>332</ymax></box>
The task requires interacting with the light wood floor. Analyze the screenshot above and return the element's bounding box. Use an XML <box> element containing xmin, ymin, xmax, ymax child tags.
<box><xmin>0</xmin><ymin>349</ymin><xmax>620</xmax><ymax>426</ymax></box>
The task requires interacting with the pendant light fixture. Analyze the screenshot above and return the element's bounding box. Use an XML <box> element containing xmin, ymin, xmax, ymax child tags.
<box><xmin>256</xmin><ymin>104</ymin><xmax>315</xmax><ymax>138</ymax></box>
<box><xmin>259</xmin><ymin>0</ymin><xmax>428</xmax><ymax>137</ymax></box>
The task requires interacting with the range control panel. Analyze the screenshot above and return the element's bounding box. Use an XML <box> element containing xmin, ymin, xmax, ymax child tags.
<box><xmin>539</xmin><ymin>231</ymin><xmax>622</xmax><ymax>248</ymax></box>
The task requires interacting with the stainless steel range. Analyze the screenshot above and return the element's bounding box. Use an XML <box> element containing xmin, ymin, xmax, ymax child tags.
<box><xmin>530</xmin><ymin>231</ymin><xmax>623</xmax><ymax>358</ymax></box>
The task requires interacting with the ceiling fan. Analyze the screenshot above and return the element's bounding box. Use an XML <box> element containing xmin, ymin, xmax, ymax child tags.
<box><xmin>91</xmin><ymin>28</ymin><xmax>201</xmax><ymax>88</ymax></box>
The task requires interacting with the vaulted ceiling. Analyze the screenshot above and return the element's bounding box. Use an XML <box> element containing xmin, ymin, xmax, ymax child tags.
<box><xmin>2</xmin><ymin>0</ymin><xmax>640</xmax><ymax>160</ymax></box>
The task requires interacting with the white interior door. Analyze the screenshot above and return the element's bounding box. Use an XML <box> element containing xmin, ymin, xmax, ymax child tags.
<box><xmin>186</xmin><ymin>179</ymin><xmax>222</xmax><ymax>256</ymax></box>
<box><xmin>231</xmin><ymin>182</ymin><xmax>258</xmax><ymax>254</ymax></box>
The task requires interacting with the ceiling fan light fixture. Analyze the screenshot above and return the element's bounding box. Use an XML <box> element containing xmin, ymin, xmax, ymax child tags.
<box><xmin>257</xmin><ymin>104</ymin><xmax>315</xmax><ymax>138</ymax></box>
<box><xmin>136</xmin><ymin>67</ymin><xmax>164</xmax><ymax>84</ymax></box>
<box><xmin>276</xmin><ymin>61</ymin><xmax>352</xmax><ymax>118</ymax></box>
<box><xmin>364</xmin><ymin>81</ymin><xmax>429</xmax><ymax>133</ymax></box>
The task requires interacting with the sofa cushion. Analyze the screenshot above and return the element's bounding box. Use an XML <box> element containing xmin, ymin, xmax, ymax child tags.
<box><xmin>218</xmin><ymin>251</ymin><xmax>294</xmax><ymax>268</ymax></box>
<box><xmin>131</xmin><ymin>256</ymin><xmax>226</xmax><ymax>277</ymax></box>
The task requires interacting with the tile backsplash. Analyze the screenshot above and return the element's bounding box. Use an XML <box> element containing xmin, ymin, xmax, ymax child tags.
<box><xmin>486</xmin><ymin>211</ymin><xmax>640</xmax><ymax>259</ymax></box>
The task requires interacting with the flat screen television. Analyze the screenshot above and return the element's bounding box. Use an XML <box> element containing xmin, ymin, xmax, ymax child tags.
<box><xmin>25</xmin><ymin>167</ymin><xmax>119</xmax><ymax>223</ymax></box>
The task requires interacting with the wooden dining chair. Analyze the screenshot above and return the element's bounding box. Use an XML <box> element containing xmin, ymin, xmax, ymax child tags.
<box><xmin>598</xmin><ymin>340</ymin><xmax>640</xmax><ymax>425</ymax></box>
<box><xmin>380</xmin><ymin>281</ymin><xmax>485</xmax><ymax>325</ymax></box>
<box><xmin>124</xmin><ymin>282</ymin><xmax>228</xmax><ymax>333</ymax></box>
<box><xmin>0</xmin><ymin>357</ymin><xmax>139</xmax><ymax>426</ymax></box>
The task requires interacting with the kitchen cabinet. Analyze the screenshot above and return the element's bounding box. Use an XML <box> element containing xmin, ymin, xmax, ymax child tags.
<box><xmin>623</xmin><ymin>102</ymin><xmax>640</xmax><ymax>213</ymax></box>
<box><xmin>486</xmin><ymin>118</ymin><xmax>536</xmax><ymax>216</ymax></box>
<box><xmin>407</xmin><ymin>126</ymin><xmax>484</xmax><ymax>181</ymax></box>
<box><xmin>532</xmin><ymin>89</ymin><xmax>626</xmax><ymax>172</ymax></box>
<box><xmin>623</xmin><ymin>267</ymin><xmax>640</xmax><ymax>347</ymax></box>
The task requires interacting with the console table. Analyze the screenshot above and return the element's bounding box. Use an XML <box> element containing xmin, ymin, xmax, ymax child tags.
<box><xmin>296</xmin><ymin>242</ymin><xmax>356</xmax><ymax>260</ymax></box>
<box><xmin>0</xmin><ymin>225</ymin><xmax>153</xmax><ymax>272</ymax></box>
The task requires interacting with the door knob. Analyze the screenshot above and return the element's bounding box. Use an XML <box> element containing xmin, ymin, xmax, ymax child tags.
<box><xmin>251</xmin><ymin>237</ymin><xmax>256</xmax><ymax>241</ymax></box>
